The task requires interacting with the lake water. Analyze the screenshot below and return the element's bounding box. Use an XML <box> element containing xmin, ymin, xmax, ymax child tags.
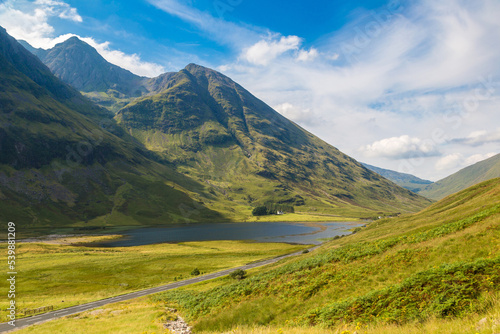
<box><xmin>97</xmin><ymin>221</ymin><xmax>362</xmax><ymax>247</ymax></box>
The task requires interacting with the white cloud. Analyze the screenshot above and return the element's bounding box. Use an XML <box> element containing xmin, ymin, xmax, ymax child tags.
<box><xmin>457</xmin><ymin>129</ymin><xmax>500</xmax><ymax>146</ymax></box>
<box><xmin>0</xmin><ymin>1</ymin><xmax>165</xmax><ymax>77</ymax></box>
<box><xmin>0</xmin><ymin>0</ymin><xmax>82</xmax><ymax>49</ymax></box>
<box><xmin>296</xmin><ymin>48</ymin><xmax>319</xmax><ymax>62</ymax></box>
<box><xmin>242</xmin><ymin>36</ymin><xmax>301</xmax><ymax>66</ymax></box>
<box><xmin>436</xmin><ymin>153</ymin><xmax>463</xmax><ymax>171</ymax></box>
<box><xmin>273</xmin><ymin>102</ymin><xmax>318</xmax><ymax>126</ymax></box>
<box><xmin>34</xmin><ymin>0</ymin><xmax>82</xmax><ymax>22</ymax></box>
<box><xmin>0</xmin><ymin>1</ymin><xmax>56</xmax><ymax>48</ymax></box>
<box><xmin>360</xmin><ymin>135</ymin><xmax>439</xmax><ymax>159</ymax></box>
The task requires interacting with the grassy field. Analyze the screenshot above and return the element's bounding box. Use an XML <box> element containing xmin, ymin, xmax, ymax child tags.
<box><xmin>0</xmin><ymin>238</ymin><xmax>308</xmax><ymax>323</ymax></box>
<box><xmin>149</xmin><ymin>178</ymin><xmax>500</xmax><ymax>333</ymax></box>
<box><xmin>14</xmin><ymin>297</ymin><xmax>170</xmax><ymax>334</ymax></box>
<box><xmin>13</xmin><ymin>292</ymin><xmax>500</xmax><ymax>334</ymax></box>
<box><xmin>6</xmin><ymin>179</ymin><xmax>500</xmax><ymax>333</ymax></box>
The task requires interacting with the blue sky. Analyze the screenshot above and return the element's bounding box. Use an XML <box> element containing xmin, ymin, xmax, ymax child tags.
<box><xmin>1</xmin><ymin>0</ymin><xmax>499</xmax><ymax>180</ymax></box>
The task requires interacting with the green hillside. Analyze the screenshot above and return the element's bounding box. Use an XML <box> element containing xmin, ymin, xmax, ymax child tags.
<box><xmin>0</xmin><ymin>27</ymin><xmax>224</xmax><ymax>231</ymax></box>
<box><xmin>419</xmin><ymin>153</ymin><xmax>500</xmax><ymax>199</ymax></box>
<box><xmin>115</xmin><ymin>63</ymin><xmax>431</xmax><ymax>218</ymax></box>
<box><xmin>362</xmin><ymin>163</ymin><xmax>433</xmax><ymax>192</ymax></box>
<box><xmin>6</xmin><ymin>29</ymin><xmax>431</xmax><ymax>227</ymax></box>
<box><xmin>156</xmin><ymin>178</ymin><xmax>500</xmax><ymax>332</ymax></box>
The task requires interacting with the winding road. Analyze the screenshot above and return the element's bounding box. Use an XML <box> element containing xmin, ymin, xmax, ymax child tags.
<box><xmin>0</xmin><ymin>246</ymin><xmax>318</xmax><ymax>333</ymax></box>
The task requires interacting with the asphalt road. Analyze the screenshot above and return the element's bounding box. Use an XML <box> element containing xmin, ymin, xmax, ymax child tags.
<box><xmin>0</xmin><ymin>245</ymin><xmax>318</xmax><ymax>333</ymax></box>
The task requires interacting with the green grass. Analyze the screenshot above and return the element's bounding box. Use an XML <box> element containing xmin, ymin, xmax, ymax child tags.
<box><xmin>15</xmin><ymin>293</ymin><xmax>500</xmax><ymax>334</ymax></box>
<box><xmin>152</xmin><ymin>178</ymin><xmax>500</xmax><ymax>332</ymax></box>
<box><xmin>14</xmin><ymin>297</ymin><xmax>172</xmax><ymax>334</ymax></box>
<box><xmin>0</xmin><ymin>239</ymin><xmax>307</xmax><ymax>322</ymax></box>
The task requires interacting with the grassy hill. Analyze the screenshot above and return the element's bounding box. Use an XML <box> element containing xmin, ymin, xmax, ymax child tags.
<box><xmin>154</xmin><ymin>178</ymin><xmax>500</xmax><ymax>332</ymax></box>
<box><xmin>362</xmin><ymin>163</ymin><xmax>433</xmax><ymax>193</ymax></box>
<box><xmin>115</xmin><ymin>63</ymin><xmax>431</xmax><ymax>218</ymax></box>
<box><xmin>419</xmin><ymin>153</ymin><xmax>500</xmax><ymax>199</ymax></box>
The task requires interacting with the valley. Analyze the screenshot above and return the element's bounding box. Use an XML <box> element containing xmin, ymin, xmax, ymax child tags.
<box><xmin>0</xmin><ymin>7</ymin><xmax>498</xmax><ymax>333</ymax></box>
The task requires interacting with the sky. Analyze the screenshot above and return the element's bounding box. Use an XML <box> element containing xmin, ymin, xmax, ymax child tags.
<box><xmin>1</xmin><ymin>0</ymin><xmax>499</xmax><ymax>181</ymax></box>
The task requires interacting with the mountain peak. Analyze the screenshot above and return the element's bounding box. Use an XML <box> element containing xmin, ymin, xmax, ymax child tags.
<box><xmin>184</xmin><ymin>63</ymin><xmax>221</xmax><ymax>78</ymax></box>
<box><xmin>184</xmin><ymin>63</ymin><xmax>206</xmax><ymax>71</ymax></box>
<box><xmin>53</xmin><ymin>36</ymin><xmax>99</xmax><ymax>55</ymax></box>
<box><xmin>29</xmin><ymin>34</ymin><xmax>146</xmax><ymax>94</ymax></box>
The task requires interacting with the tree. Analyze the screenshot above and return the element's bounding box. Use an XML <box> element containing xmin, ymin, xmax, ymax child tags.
<box><xmin>229</xmin><ymin>269</ymin><xmax>246</xmax><ymax>280</ymax></box>
<box><xmin>190</xmin><ymin>268</ymin><xmax>200</xmax><ymax>276</ymax></box>
<box><xmin>252</xmin><ymin>206</ymin><xmax>268</xmax><ymax>216</ymax></box>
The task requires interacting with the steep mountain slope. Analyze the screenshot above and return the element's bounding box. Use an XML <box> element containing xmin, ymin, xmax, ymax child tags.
<box><xmin>29</xmin><ymin>37</ymin><xmax>147</xmax><ymax>95</ymax></box>
<box><xmin>362</xmin><ymin>163</ymin><xmax>433</xmax><ymax>192</ymax></box>
<box><xmin>19</xmin><ymin>37</ymin><xmax>156</xmax><ymax>112</ymax></box>
<box><xmin>115</xmin><ymin>63</ymin><xmax>431</xmax><ymax>217</ymax></box>
<box><xmin>418</xmin><ymin>153</ymin><xmax>500</xmax><ymax>199</ymax></box>
<box><xmin>16</xmin><ymin>34</ymin><xmax>431</xmax><ymax>218</ymax></box>
<box><xmin>158</xmin><ymin>178</ymin><xmax>500</xmax><ymax>332</ymax></box>
<box><xmin>20</xmin><ymin>37</ymin><xmax>180</xmax><ymax>113</ymax></box>
<box><xmin>0</xmin><ymin>27</ymin><xmax>223</xmax><ymax>229</ymax></box>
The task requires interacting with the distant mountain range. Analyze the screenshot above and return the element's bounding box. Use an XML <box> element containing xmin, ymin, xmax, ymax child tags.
<box><xmin>363</xmin><ymin>154</ymin><xmax>500</xmax><ymax>200</ymax></box>
<box><xmin>361</xmin><ymin>163</ymin><xmax>433</xmax><ymax>193</ymax></box>
<box><xmin>1</xmin><ymin>29</ymin><xmax>433</xmax><ymax>229</ymax></box>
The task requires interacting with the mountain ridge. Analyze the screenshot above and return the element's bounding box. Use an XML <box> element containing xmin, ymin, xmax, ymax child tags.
<box><xmin>0</xmin><ymin>27</ymin><xmax>224</xmax><ymax>228</ymax></box>
<box><xmin>116</xmin><ymin>61</ymin><xmax>431</xmax><ymax>215</ymax></box>
<box><xmin>11</xmin><ymin>31</ymin><xmax>431</xmax><ymax>222</ymax></box>
<box><xmin>362</xmin><ymin>162</ymin><xmax>433</xmax><ymax>193</ymax></box>
<box><xmin>418</xmin><ymin>153</ymin><xmax>500</xmax><ymax>199</ymax></box>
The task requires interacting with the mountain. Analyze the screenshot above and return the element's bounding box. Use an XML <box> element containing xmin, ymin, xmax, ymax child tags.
<box><xmin>14</xmin><ymin>33</ymin><xmax>431</xmax><ymax>220</ymax></box>
<box><xmin>0</xmin><ymin>26</ymin><xmax>223</xmax><ymax>229</ymax></box>
<box><xmin>362</xmin><ymin>163</ymin><xmax>433</xmax><ymax>192</ymax></box>
<box><xmin>115</xmin><ymin>63</ymin><xmax>431</xmax><ymax>217</ymax></box>
<box><xmin>29</xmin><ymin>37</ymin><xmax>147</xmax><ymax>95</ymax></box>
<box><xmin>19</xmin><ymin>37</ymin><xmax>158</xmax><ymax>112</ymax></box>
<box><xmin>418</xmin><ymin>153</ymin><xmax>500</xmax><ymax>199</ymax></box>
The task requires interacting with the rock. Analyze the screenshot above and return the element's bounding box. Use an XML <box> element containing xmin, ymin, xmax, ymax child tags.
<box><xmin>163</xmin><ymin>315</ymin><xmax>192</xmax><ymax>334</ymax></box>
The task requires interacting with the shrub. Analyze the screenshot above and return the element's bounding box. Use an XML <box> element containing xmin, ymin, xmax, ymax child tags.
<box><xmin>229</xmin><ymin>269</ymin><xmax>247</xmax><ymax>280</ymax></box>
<box><xmin>190</xmin><ymin>268</ymin><xmax>200</xmax><ymax>276</ymax></box>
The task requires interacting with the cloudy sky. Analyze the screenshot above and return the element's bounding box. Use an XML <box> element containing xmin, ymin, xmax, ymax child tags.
<box><xmin>1</xmin><ymin>0</ymin><xmax>499</xmax><ymax>181</ymax></box>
